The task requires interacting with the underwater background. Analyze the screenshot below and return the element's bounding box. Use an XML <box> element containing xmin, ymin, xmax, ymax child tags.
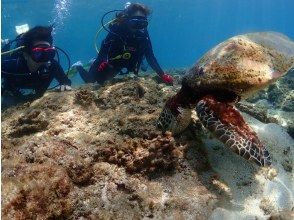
<box><xmin>2</xmin><ymin>0</ymin><xmax>294</xmax><ymax>86</ymax></box>
<box><xmin>2</xmin><ymin>1</ymin><xmax>294</xmax><ymax>219</ymax></box>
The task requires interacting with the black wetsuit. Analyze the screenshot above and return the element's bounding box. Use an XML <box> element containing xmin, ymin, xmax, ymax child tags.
<box><xmin>79</xmin><ymin>23</ymin><xmax>165</xmax><ymax>84</ymax></box>
<box><xmin>1</xmin><ymin>54</ymin><xmax>71</xmax><ymax>108</ymax></box>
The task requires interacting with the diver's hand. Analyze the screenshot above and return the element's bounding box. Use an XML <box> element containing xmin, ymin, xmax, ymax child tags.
<box><xmin>161</xmin><ymin>73</ymin><xmax>174</xmax><ymax>85</ymax></box>
<box><xmin>57</xmin><ymin>85</ymin><xmax>72</xmax><ymax>92</ymax></box>
<box><xmin>98</xmin><ymin>61</ymin><xmax>112</xmax><ymax>72</ymax></box>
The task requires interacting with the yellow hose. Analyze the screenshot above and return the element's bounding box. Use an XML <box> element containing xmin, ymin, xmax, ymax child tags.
<box><xmin>94</xmin><ymin>19</ymin><xmax>117</xmax><ymax>53</ymax></box>
<box><xmin>1</xmin><ymin>46</ymin><xmax>25</xmax><ymax>56</ymax></box>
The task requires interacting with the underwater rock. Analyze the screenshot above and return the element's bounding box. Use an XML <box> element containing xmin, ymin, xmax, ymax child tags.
<box><xmin>268</xmin><ymin>110</ymin><xmax>294</xmax><ymax>139</ymax></box>
<box><xmin>287</xmin><ymin>125</ymin><xmax>294</xmax><ymax>139</ymax></box>
<box><xmin>19</xmin><ymin>137</ymin><xmax>98</xmax><ymax>187</ymax></box>
<box><xmin>267</xmin><ymin>75</ymin><xmax>294</xmax><ymax>112</ymax></box>
<box><xmin>236</xmin><ymin>101</ymin><xmax>272</xmax><ymax>123</ymax></box>
<box><xmin>74</xmin><ymin>89</ymin><xmax>95</xmax><ymax>107</ymax></box>
<box><xmin>9</xmin><ymin>109</ymin><xmax>49</xmax><ymax>137</ymax></box>
<box><xmin>236</xmin><ymin>101</ymin><xmax>294</xmax><ymax>138</ymax></box>
<box><xmin>260</xmin><ymin>197</ymin><xmax>277</xmax><ymax>215</ymax></box>
<box><xmin>1</xmin><ymin>76</ymin><xmax>217</xmax><ymax>219</ymax></box>
<box><xmin>269</xmin><ymin>211</ymin><xmax>294</xmax><ymax>220</ymax></box>
<box><xmin>2</xmin><ymin>163</ymin><xmax>73</xmax><ymax>220</ymax></box>
<box><xmin>248</xmin><ymin>68</ymin><xmax>294</xmax><ymax>112</ymax></box>
<box><xmin>66</xmin><ymin>158</ymin><xmax>94</xmax><ymax>186</ymax></box>
<box><xmin>96</xmin><ymin>80</ymin><xmax>150</xmax><ymax>109</ymax></box>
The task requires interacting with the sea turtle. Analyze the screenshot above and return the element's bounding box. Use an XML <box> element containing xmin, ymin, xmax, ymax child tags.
<box><xmin>157</xmin><ymin>32</ymin><xmax>294</xmax><ymax>166</ymax></box>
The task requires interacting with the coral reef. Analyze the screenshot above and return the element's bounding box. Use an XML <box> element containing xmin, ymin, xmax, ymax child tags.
<box><xmin>1</xmin><ymin>73</ymin><xmax>293</xmax><ymax>219</ymax></box>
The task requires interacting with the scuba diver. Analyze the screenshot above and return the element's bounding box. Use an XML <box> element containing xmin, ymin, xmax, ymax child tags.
<box><xmin>74</xmin><ymin>2</ymin><xmax>174</xmax><ymax>85</ymax></box>
<box><xmin>1</xmin><ymin>25</ymin><xmax>72</xmax><ymax>109</ymax></box>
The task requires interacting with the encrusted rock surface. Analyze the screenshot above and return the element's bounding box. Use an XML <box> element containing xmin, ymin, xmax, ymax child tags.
<box><xmin>74</xmin><ymin>88</ymin><xmax>96</xmax><ymax>107</ymax></box>
<box><xmin>95</xmin><ymin>133</ymin><xmax>183</xmax><ymax>175</ymax></box>
<box><xmin>2</xmin><ymin>163</ymin><xmax>73</xmax><ymax>219</ymax></box>
<box><xmin>9</xmin><ymin>109</ymin><xmax>49</xmax><ymax>138</ymax></box>
<box><xmin>1</xmin><ymin>76</ymin><xmax>219</xmax><ymax>219</ymax></box>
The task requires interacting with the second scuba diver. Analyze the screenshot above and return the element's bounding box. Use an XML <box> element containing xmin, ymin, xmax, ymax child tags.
<box><xmin>74</xmin><ymin>3</ymin><xmax>174</xmax><ymax>85</ymax></box>
<box><xmin>1</xmin><ymin>26</ymin><xmax>72</xmax><ymax>109</ymax></box>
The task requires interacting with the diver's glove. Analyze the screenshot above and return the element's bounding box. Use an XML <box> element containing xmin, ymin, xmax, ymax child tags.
<box><xmin>161</xmin><ymin>73</ymin><xmax>174</xmax><ymax>85</ymax></box>
<box><xmin>97</xmin><ymin>61</ymin><xmax>112</xmax><ymax>72</ymax></box>
<box><xmin>57</xmin><ymin>85</ymin><xmax>72</xmax><ymax>92</ymax></box>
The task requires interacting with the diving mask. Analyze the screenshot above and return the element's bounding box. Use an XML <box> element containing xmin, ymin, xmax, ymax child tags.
<box><xmin>128</xmin><ymin>16</ymin><xmax>148</xmax><ymax>30</ymax></box>
<box><xmin>31</xmin><ymin>44</ymin><xmax>56</xmax><ymax>63</ymax></box>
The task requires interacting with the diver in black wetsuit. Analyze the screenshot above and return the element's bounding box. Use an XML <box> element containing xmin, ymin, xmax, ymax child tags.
<box><xmin>75</xmin><ymin>3</ymin><xmax>174</xmax><ymax>85</ymax></box>
<box><xmin>1</xmin><ymin>26</ymin><xmax>71</xmax><ymax>109</ymax></box>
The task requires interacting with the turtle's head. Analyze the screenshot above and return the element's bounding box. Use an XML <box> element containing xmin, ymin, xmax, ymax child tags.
<box><xmin>157</xmin><ymin>96</ymin><xmax>193</xmax><ymax>135</ymax></box>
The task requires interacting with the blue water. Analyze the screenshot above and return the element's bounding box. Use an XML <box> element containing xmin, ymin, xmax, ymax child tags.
<box><xmin>2</xmin><ymin>0</ymin><xmax>294</xmax><ymax>84</ymax></box>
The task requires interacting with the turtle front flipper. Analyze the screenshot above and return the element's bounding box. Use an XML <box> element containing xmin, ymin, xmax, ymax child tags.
<box><xmin>196</xmin><ymin>95</ymin><xmax>271</xmax><ymax>166</ymax></box>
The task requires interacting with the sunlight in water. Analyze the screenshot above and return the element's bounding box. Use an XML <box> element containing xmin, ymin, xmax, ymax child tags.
<box><xmin>50</xmin><ymin>0</ymin><xmax>72</xmax><ymax>34</ymax></box>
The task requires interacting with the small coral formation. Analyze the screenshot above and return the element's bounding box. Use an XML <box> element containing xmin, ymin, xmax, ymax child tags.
<box><xmin>96</xmin><ymin>133</ymin><xmax>183</xmax><ymax>175</ymax></box>
<box><xmin>9</xmin><ymin>109</ymin><xmax>49</xmax><ymax>137</ymax></box>
<box><xmin>74</xmin><ymin>89</ymin><xmax>95</xmax><ymax>107</ymax></box>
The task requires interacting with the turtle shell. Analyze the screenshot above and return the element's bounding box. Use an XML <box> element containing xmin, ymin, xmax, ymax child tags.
<box><xmin>183</xmin><ymin>32</ymin><xmax>294</xmax><ymax>99</ymax></box>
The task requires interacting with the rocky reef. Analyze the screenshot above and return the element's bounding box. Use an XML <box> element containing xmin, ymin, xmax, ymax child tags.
<box><xmin>1</xmin><ymin>73</ymin><xmax>293</xmax><ymax>219</ymax></box>
<box><xmin>242</xmin><ymin>68</ymin><xmax>294</xmax><ymax>138</ymax></box>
